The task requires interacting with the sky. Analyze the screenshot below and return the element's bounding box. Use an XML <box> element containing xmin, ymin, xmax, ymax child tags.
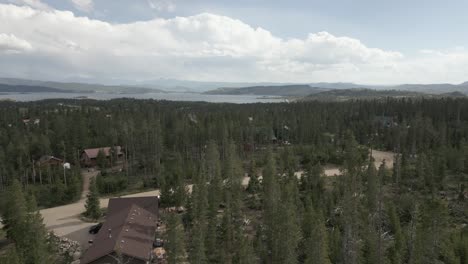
<box><xmin>1</xmin><ymin>0</ymin><xmax>468</xmax><ymax>85</ymax></box>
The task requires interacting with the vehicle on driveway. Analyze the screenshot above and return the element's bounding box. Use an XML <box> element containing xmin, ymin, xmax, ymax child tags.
<box><xmin>88</xmin><ymin>223</ymin><xmax>103</xmax><ymax>234</ymax></box>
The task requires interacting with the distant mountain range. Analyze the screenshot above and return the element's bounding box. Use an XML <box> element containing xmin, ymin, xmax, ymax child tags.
<box><xmin>204</xmin><ymin>85</ymin><xmax>329</xmax><ymax>96</ymax></box>
<box><xmin>205</xmin><ymin>82</ymin><xmax>468</xmax><ymax>97</ymax></box>
<box><xmin>0</xmin><ymin>78</ymin><xmax>164</xmax><ymax>94</ymax></box>
<box><xmin>0</xmin><ymin>84</ymin><xmax>78</xmax><ymax>93</ymax></box>
<box><xmin>1</xmin><ymin>77</ymin><xmax>468</xmax><ymax>98</ymax></box>
<box><xmin>301</xmin><ymin>88</ymin><xmax>466</xmax><ymax>101</ymax></box>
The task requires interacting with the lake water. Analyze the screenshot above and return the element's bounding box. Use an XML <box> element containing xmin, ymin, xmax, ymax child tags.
<box><xmin>0</xmin><ymin>92</ymin><xmax>287</xmax><ymax>104</ymax></box>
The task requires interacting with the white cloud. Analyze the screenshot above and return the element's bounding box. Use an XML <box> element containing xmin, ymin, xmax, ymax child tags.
<box><xmin>70</xmin><ymin>0</ymin><xmax>93</xmax><ymax>13</ymax></box>
<box><xmin>7</xmin><ymin>0</ymin><xmax>50</xmax><ymax>10</ymax></box>
<box><xmin>147</xmin><ymin>0</ymin><xmax>176</xmax><ymax>12</ymax></box>
<box><xmin>0</xmin><ymin>3</ymin><xmax>467</xmax><ymax>84</ymax></box>
<box><xmin>0</xmin><ymin>33</ymin><xmax>32</xmax><ymax>53</ymax></box>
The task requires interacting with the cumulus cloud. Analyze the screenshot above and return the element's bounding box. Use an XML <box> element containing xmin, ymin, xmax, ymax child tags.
<box><xmin>0</xmin><ymin>3</ymin><xmax>467</xmax><ymax>84</ymax></box>
<box><xmin>70</xmin><ymin>0</ymin><xmax>93</xmax><ymax>13</ymax></box>
<box><xmin>0</xmin><ymin>33</ymin><xmax>32</xmax><ymax>53</ymax></box>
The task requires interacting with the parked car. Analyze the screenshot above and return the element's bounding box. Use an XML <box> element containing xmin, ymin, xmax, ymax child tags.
<box><xmin>153</xmin><ymin>238</ymin><xmax>164</xmax><ymax>248</ymax></box>
<box><xmin>89</xmin><ymin>223</ymin><xmax>103</xmax><ymax>234</ymax></box>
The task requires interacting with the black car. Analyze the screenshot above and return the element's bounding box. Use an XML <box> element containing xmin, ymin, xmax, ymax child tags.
<box><xmin>153</xmin><ymin>238</ymin><xmax>164</xmax><ymax>248</ymax></box>
<box><xmin>89</xmin><ymin>223</ymin><xmax>103</xmax><ymax>234</ymax></box>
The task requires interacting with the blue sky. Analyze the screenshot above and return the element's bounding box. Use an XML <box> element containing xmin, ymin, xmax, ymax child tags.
<box><xmin>1</xmin><ymin>0</ymin><xmax>468</xmax><ymax>84</ymax></box>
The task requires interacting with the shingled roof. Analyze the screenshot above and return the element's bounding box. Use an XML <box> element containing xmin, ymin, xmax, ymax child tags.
<box><xmin>82</xmin><ymin>146</ymin><xmax>123</xmax><ymax>159</ymax></box>
<box><xmin>81</xmin><ymin>196</ymin><xmax>158</xmax><ymax>264</ymax></box>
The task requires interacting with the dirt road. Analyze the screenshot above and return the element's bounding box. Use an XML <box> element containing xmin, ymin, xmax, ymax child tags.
<box><xmin>39</xmin><ymin>169</ymin><xmax>161</xmax><ymax>248</ymax></box>
<box><xmin>39</xmin><ymin>150</ymin><xmax>395</xmax><ymax>246</ymax></box>
<box><xmin>40</xmin><ymin>188</ymin><xmax>161</xmax><ymax>248</ymax></box>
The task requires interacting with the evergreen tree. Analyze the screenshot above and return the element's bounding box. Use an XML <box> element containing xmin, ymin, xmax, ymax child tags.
<box><xmin>190</xmin><ymin>220</ymin><xmax>207</xmax><ymax>264</ymax></box>
<box><xmin>341</xmin><ymin>131</ymin><xmax>364</xmax><ymax>264</ymax></box>
<box><xmin>96</xmin><ymin>149</ymin><xmax>107</xmax><ymax>169</ymax></box>
<box><xmin>84</xmin><ymin>178</ymin><xmax>101</xmax><ymax>220</ymax></box>
<box><xmin>275</xmin><ymin>180</ymin><xmax>301</xmax><ymax>264</ymax></box>
<box><xmin>219</xmin><ymin>203</ymin><xmax>235</xmax><ymax>264</ymax></box>
<box><xmin>236</xmin><ymin>235</ymin><xmax>257</xmax><ymax>264</ymax></box>
<box><xmin>246</xmin><ymin>158</ymin><xmax>260</xmax><ymax>194</ymax></box>
<box><xmin>2</xmin><ymin>179</ymin><xmax>28</xmax><ymax>243</ymax></box>
<box><xmin>0</xmin><ymin>247</ymin><xmax>22</xmax><ymax>264</ymax></box>
<box><xmin>366</xmin><ymin>159</ymin><xmax>378</xmax><ymax>212</ymax></box>
<box><xmin>262</xmin><ymin>148</ymin><xmax>280</xmax><ymax>261</ymax></box>
<box><xmin>2</xmin><ymin>180</ymin><xmax>54</xmax><ymax>264</ymax></box>
<box><xmin>205</xmin><ymin>142</ymin><xmax>223</xmax><ymax>263</ymax></box>
<box><xmin>387</xmin><ymin>202</ymin><xmax>404</xmax><ymax>264</ymax></box>
<box><xmin>24</xmin><ymin>194</ymin><xmax>54</xmax><ymax>264</ymax></box>
<box><xmin>166</xmin><ymin>213</ymin><xmax>187</xmax><ymax>263</ymax></box>
<box><xmin>189</xmin><ymin>160</ymin><xmax>208</xmax><ymax>264</ymax></box>
<box><xmin>303</xmin><ymin>201</ymin><xmax>331</xmax><ymax>264</ymax></box>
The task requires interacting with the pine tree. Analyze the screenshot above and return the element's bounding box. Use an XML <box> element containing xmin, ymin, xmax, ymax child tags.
<box><xmin>190</xmin><ymin>220</ymin><xmax>207</xmax><ymax>264</ymax></box>
<box><xmin>219</xmin><ymin>203</ymin><xmax>235</xmax><ymax>264</ymax></box>
<box><xmin>387</xmin><ymin>203</ymin><xmax>404</xmax><ymax>264</ymax></box>
<box><xmin>2</xmin><ymin>180</ymin><xmax>54</xmax><ymax>264</ymax></box>
<box><xmin>366</xmin><ymin>159</ymin><xmax>378</xmax><ymax>212</ymax></box>
<box><xmin>96</xmin><ymin>149</ymin><xmax>107</xmax><ymax>169</ymax></box>
<box><xmin>262</xmin><ymin>148</ymin><xmax>280</xmax><ymax>261</ymax></box>
<box><xmin>84</xmin><ymin>178</ymin><xmax>101</xmax><ymax>220</ymax></box>
<box><xmin>236</xmin><ymin>235</ymin><xmax>257</xmax><ymax>264</ymax></box>
<box><xmin>2</xmin><ymin>179</ymin><xmax>28</xmax><ymax>243</ymax></box>
<box><xmin>205</xmin><ymin>141</ymin><xmax>222</xmax><ymax>262</ymax></box>
<box><xmin>190</xmin><ymin>160</ymin><xmax>208</xmax><ymax>264</ymax></box>
<box><xmin>0</xmin><ymin>247</ymin><xmax>22</xmax><ymax>264</ymax></box>
<box><xmin>341</xmin><ymin>131</ymin><xmax>364</xmax><ymax>264</ymax></box>
<box><xmin>24</xmin><ymin>194</ymin><xmax>54</xmax><ymax>264</ymax></box>
<box><xmin>166</xmin><ymin>213</ymin><xmax>187</xmax><ymax>263</ymax></box>
<box><xmin>246</xmin><ymin>158</ymin><xmax>260</xmax><ymax>194</ymax></box>
<box><xmin>224</xmin><ymin>142</ymin><xmax>243</xmax><ymax>220</ymax></box>
<box><xmin>303</xmin><ymin>201</ymin><xmax>331</xmax><ymax>264</ymax></box>
<box><xmin>329</xmin><ymin>227</ymin><xmax>342</xmax><ymax>264</ymax></box>
<box><xmin>363</xmin><ymin>224</ymin><xmax>379</xmax><ymax>264</ymax></box>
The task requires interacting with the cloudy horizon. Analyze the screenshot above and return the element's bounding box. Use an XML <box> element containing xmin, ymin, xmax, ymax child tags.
<box><xmin>1</xmin><ymin>0</ymin><xmax>468</xmax><ymax>85</ymax></box>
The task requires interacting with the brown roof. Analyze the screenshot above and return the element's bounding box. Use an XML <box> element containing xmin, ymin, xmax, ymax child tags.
<box><xmin>37</xmin><ymin>155</ymin><xmax>63</xmax><ymax>165</ymax></box>
<box><xmin>107</xmin><ymin>197</ymin><xmax>159</xmax><ymax>217</ymax></box>
<box><xmin>82</xmin><ymin>146</ymin><xmax>123</xmax><ymax>159</ymax></box>
<box><xmin>81</xmin><ymin>196</ymin><xmax>159</xmax><ymax>264</ymax></box>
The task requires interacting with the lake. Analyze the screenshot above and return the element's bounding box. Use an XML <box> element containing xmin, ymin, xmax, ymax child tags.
<box><xmin>0</xmin><ymin>92</ymin><xmax>288</xmax><ymax>104</ymax></box>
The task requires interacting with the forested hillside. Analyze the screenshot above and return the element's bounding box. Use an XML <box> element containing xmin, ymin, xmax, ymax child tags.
<box><xmin>205</xmin><ymin>85</ymin><xmax>329</xmax><ymax>96</ymax></box>
<box><xmin>0</xmin><ymin>98</ymin><xmax>467</xmax><ymax>263</ymax></box>
<box><xmin>0</xmin><ymin>84</ymin><xmax>77</xmax><ymax>93</ymax></box>
<box><xmin>0</xmin><ymin>78</ymin><xmax>162</xmax><ymax>94</ymax></box>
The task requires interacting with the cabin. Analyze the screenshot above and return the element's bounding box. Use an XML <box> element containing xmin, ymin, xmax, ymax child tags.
<box><xmin>81</xmin><ymin>196</ymin><xmax>159</xmax><ymax>264</ymax></box>
<box><xmin>80</xmin><ymin>146</ymin><xmax>123</xmax><ymax>167</ymax></box>
<box><xmin>36</xmin><ymin>155</ymin><xmax>63</xmax><ymax>167</ymax></box>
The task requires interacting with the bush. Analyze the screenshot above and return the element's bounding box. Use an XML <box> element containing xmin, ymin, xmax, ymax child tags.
<box><xmin>96</xmin><ymin>173</ymin><xmax>128</xmax><ymax>195</ymax></box>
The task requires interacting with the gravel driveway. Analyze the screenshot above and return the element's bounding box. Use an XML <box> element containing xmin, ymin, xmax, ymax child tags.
<box><xmin>39</xmin><ymin>169</ymin><xmax>160</xmax><ymax>249</ymax></box>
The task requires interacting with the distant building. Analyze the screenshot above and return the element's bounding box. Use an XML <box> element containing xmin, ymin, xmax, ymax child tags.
<box><xmin>374</xmin><ymin>116</ymin><xmax>397</xmax><ymax>127</ymax></box>
<box><xmin>80</xmin><ymin>146</ymin><xmax>123</xmax><ymax>167</ymax></box>
<box><xmin>22</xmin><ymin>118</ymin><xmax>40</xmax><ymax>125</ymax></box>
<box><xmin>81</xmin><ymin>196</ymin><xmax>159</xmax><ymax>264</ymax></box>
<box><xmin>36</xmin><ymin>155</ymin><xmax>63</xmax><ymax>167</ymax></box>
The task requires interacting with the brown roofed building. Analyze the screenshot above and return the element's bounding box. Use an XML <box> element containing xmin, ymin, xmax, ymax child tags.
<box><xmin>36</xmin><ymin>155</ymin><xmax>63</xmax><ymax>167</ymax></box>
<box><xmin>80</xmin><ymin>146</ymin><xmax>123</xmax><ymax>167</ymax></box>
<box><xmin>81</xmin><ymin>196</ymin><xmax>159</xmax><ymax>264</ymax></box>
